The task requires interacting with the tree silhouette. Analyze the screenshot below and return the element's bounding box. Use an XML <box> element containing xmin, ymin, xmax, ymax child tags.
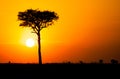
<box><xmin>18</xmin><ymin>9</ymin><xmax>59</xmax><ymax>64</ymax></box>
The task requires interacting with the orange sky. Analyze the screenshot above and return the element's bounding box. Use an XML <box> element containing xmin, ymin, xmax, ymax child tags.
<box><xmin>0</xmin><ymin>0</ymin><xmax>120</xmax><ymax>63</ymax></box>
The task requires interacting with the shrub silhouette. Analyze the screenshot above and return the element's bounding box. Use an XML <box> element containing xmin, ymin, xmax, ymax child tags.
<box><xmin>111</xmin><ymin>59</ymin><xmax>118</xmax><ymax>64</ymax></box>
<box><xmin>99</xmin><ymin>59</ymin><xmax>104</xmax><ymax>64</ymax></box>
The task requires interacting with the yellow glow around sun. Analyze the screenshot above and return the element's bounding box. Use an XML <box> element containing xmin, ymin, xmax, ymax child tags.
<box><xmin>26</xmin><ymin>38</ymin><xmax>35</xmax><ymax>47</ymax></box>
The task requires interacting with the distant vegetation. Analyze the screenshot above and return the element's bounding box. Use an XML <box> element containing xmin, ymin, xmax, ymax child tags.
<box><xmin>0</xmin><ymin>59</ymin><xmax>119</xmax><ymax>65</ymax></box>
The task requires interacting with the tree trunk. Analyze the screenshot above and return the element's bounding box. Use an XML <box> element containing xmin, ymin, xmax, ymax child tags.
<box><xmin>38</xmin><ymin>32</ymin><xmax>42</xmax><ymax>64</ymax></box>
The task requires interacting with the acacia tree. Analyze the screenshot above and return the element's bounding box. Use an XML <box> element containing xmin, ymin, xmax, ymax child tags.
<box><xmin>18</xmin><ymin>9</ymin><xmax>59</xmax><ymax>64</ymax></box>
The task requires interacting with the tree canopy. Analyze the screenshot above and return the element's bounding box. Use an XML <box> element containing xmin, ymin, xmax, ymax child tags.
<box><xmin>18</xmin><ymin>9</ymin><xmax>59</xmax><ymax>35</ymax></box>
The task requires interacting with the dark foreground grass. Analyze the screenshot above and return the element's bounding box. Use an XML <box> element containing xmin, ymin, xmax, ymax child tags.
<box><xmin>0</xmin><ymin>63</ymin><xmax>119</xmax><ymax>78</ymax></box>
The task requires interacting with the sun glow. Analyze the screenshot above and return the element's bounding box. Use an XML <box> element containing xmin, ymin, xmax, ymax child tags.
<box><xmin>26</xmin><ymin>38</ymin><xmax>35</xmax><ymax>47</ymax></box>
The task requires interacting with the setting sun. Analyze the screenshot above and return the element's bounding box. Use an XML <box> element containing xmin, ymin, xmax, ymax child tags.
<box><xmin>26</xmin><ymin>38</ymin><xmax>35</xmax><ymax>47</ymax></box>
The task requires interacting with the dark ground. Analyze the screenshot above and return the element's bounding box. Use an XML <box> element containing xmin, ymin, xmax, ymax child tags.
<box><xmin>0</xmin><ymin>63</ymin><xmax>119</xmax><ymax>78</ymax></box>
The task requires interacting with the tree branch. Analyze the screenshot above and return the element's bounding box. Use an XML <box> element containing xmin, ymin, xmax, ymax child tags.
<box><xmin>31</xmin><ymin>27</ymin><xmax>38</xmax><ymax>35</ymax></box>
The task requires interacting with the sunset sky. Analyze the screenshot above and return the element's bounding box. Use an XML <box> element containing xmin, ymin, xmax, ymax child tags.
<box><xmin>0</xmin><ymin>0</ymin><xmax>120</xmax><ymax>63</ymax></box>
